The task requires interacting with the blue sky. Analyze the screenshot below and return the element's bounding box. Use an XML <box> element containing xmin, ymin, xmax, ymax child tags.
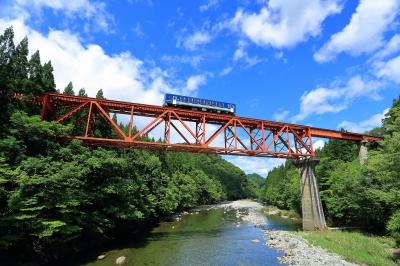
<box><xmin>1</xmin><ymin>0</ymin><xmax>399</xmax><ymax>175</ymax></box>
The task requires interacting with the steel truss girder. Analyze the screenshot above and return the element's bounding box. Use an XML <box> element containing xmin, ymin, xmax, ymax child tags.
<box><xmin>38</xmin><ymin>93</ymin><xmax>383</xmax><ymax>158</ymax></box>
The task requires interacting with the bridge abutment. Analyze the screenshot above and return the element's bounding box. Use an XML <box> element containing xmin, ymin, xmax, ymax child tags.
<box><xmin>295</xmin><ymin>158</ymin><xmax>327</xmax><ymax>231</ymax></box>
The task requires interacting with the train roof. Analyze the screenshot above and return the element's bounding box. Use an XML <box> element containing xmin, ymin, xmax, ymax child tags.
<box><xmin>165</xmin><ymin>93</ymin><xmax>235</xmax><ymax>105</ymax></box>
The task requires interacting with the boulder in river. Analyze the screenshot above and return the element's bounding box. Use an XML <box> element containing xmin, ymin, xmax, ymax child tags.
<box><xmin>116</xmin><ymin>256</ymin><xmax>126</xmax><ymax>265</ymax></box>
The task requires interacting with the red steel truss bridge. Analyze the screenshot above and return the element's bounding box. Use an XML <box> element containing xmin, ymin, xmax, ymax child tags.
<box><xmin>39</xmin><ymin>93</ymin><xmax>383</xmax><ymax>159</ymax></box>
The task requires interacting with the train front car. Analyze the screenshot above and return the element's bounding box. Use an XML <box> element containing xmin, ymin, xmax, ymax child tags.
<box><xmin>164</xmin><ymin>94</ymin><xmax>236</xmax><ymax>115</ymax></box>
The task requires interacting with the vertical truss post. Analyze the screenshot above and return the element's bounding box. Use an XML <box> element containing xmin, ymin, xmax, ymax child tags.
<box><xmin>196</xmin><ymin>115</ymin><xmax>206</xmax><ymax>146</ymax></box>
<box><xmin>40</xmin><ymin>94</ymin><xmax>48</xmax><ymax>120</ymax></box>
<box><xmin>234</xmin><ymin>119</ymin><xmax>238</xmax><ymax>149</ymax></box>
<box><xmin>84</xmin><ymin>101</ymin><xmax>93</xmax><ymax>137</ymax></box>
<box><xmin>202</xmin><ymin>114</ymin><xmax>206</xmax><ymax>145</ymax></box>
<box><xmin>307</xmin><ymin>128</ymin><xmax>315</xmax><ymax>157</ymax></box>
<box><xmin>164</xmin><ymin>111</ymin><xmax>171</xmax><ymax>144</ymax></box>
<box><xmin>286</xmin><ymin>127</ymin><xmax>291</xmax><ymax>154</ymax></box>
<box><xmin>128</xmin><ymin>106</ymin><xmax>134</xmax><ymax>138</ymax></box>
<box><xmin>261</xmin><ymin>122</ymin><xmax>265</xmax><ymax>150</ymax></box>
<box><xmin>250</xmin><ymin>128</ymin><xmax>254</xmax><ymax>151</ymax></box>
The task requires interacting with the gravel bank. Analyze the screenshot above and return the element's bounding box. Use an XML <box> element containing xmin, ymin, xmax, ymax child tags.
<box><xmin>219</xmin><ymin>200</ymin><xmax>358</xmax><ymax>266</ymax></box>
<box><xmin>264</xmin><ymin>229</ymin><xmax>358</xmax><ymax>266</ymax></box>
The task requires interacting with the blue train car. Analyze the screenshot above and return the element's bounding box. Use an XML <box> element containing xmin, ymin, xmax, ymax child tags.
<box><xmin>164</xmin><ymin>94</ymin><xmax>236</xmax><ymax>115</ymax></box>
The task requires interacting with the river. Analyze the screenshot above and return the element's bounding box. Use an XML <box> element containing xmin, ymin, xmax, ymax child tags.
<box><xmin>75</xmin><ymin>200</ymin><xmax>301</xmax><ymax>266</ymax></box>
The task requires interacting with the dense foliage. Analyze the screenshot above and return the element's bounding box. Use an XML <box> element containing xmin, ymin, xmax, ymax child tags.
<box><xmin>0</xmin><ymin>27</ymin><xmax>261</xmax><ymax>262</ymax></box>
<box><xmin>262</xmin><ymin>98</ymin><xmax>400</xmax><ymax>243</ymax></box>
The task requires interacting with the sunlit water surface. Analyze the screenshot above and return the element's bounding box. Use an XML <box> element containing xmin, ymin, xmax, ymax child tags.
<box><xmin>75</xmin><ymin>205</ymin><xmax>301</xmax><ymax>266</ymax></box>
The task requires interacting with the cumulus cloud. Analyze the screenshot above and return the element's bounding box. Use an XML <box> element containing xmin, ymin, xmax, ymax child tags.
<box><xmin>7</xmin><ymin>0</ymin><xmax>114</xmax><ymax>33</ymax></box>
<box><xmin>376</xmin><ymin>55</ymin><xmax>400</xmax><ymax>84</ymax></box>
<box><xmin>233</xmin><ymin>40</ymin><xmax>261</xmax><ymax>67</ymax></box>
<box><xmin>293</xmin><ymin>75</ymin><xmax>383</xmax><ymax>121</ymax></box>
<box><xmin>273</xmin><ymin>110</ymin><xmax>290</xmax><ymax>121</ymax></box>
<box><xmin>185</xmin><ymin>75</ymin><xmax>207</xmax><ymax>93</ymax></box>
<box><xmin>338</xmin><ymin>108</ymin><xmax>389</xmax><ymax>133</ymax></box>
<box><xmin>182</xmin><ymin>31</ymin><xmax>211</xmax><ymax>50</ymax></box>
<box><xmin>314</xmin><ymin>0</ymin><xmax>400</xmax><ymax>63</ymax></box>
<box><xmin>313</xmin><ymin>139</ymin><xmax>326</xmax><ymax>150</ymax></box>
<box><xmin>372</xmin><ymin>34</ymin><xmax>400</xmax><ymax>60</ymax></box>
<box><xmin>0</xmin><ymin>18</ymin><xmax>207</xmax><ymax>105</ymax></box>
<box><xmin>230</xmin><ymin>0</ymin><xmax>341</xmax><ymax>48</ymax></box>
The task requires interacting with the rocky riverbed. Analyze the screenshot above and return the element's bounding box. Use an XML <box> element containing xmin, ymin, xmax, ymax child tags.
<box><xmin>219</xmin><ymin>200</ymin><xmax>357</xmax><ymax>266</ymax></box>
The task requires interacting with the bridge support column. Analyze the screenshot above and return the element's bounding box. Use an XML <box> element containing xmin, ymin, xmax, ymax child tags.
<box><xmin>296</xmin><ymin>158</ymin><xmax>327</xmax><ymax>231</ymax></box>
<box><xmin>359</xmin><ymin>140</ymin><xmax>368</xmax><ymax>165</ymax></box>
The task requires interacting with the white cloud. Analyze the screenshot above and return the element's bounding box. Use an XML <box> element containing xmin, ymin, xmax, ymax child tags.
<box><xmin>185</xmin><ymin>75</ymin><xmax>207</xmax><ymax>94</ymax></box>
<box><xmin>230</xmin><ymin>0</ymin><xmax>341</xmax><ymax>48</ymax></box>
<box><xmin>219</xmin><ymin>66</ymin><xmax>233</xmax><ymax>76</ymax></box>
<box><xmin>225</xmin><ymin>156</ymin><xmax>286</xmax><ymax>176</ymax></box>
<box><xmin>273</xmin><ymin>110</ymin><xmax>290</xmax><ymax>121</ymax></box>
<box><xmin>313</xmin><ymin>139</ymin><xmax>326</xmax><ymax>150</ymax></box>
<box><xmin>199</xmin><ymin>0</ymin><xmax>221</xmax><ymax>12</ymax></box>
<box><xmin>161</xmin><ymin>54</ymin><xmax>202</xmax><ymax>68</ymax></box>
<box><xmin>377</xmin><ymin>55</ymin><xmax>400</xmax><ymax>83</ymax></box>
<box><xmin>372</xmin><ymin>34</ymin><xmax>400</xmax><ymax>60</ymax></box>
<box><xmin>8</xmin><ymin>0</ymin><xmax>114</xmax><ymax>33</ymax></box>
<box><xmin>0</xmin><ymin>18</ymin><xmax>207</xmax><ymax>105</ymax></box>
<box><xmin>338</xmin><ymin>108</ymin><xmax>389</xmax><ymax>133</ymax></box>
<box><xmin>182</xmin><ymin>31</ymin><xmax>211</xmax><ymax>50</ymax></box>
<box><xmin>233</xmin><ymin>40</ymin><xmax>261</xmax><ymax>67</ymax></box>
<box><xmin>293</xmin><ymin>75</ymin><xmax>383</xmax><ymax>121</ymax></box>
<box><xmin>314</xmin><ymin>0</ymin><xmax>400</xmax><ymax>63</ymax></box>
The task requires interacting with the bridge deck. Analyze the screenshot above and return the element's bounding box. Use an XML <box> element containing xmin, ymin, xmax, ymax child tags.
<box><xmin>39</xmin><ymin>93</ymin><xmax>383</xmax><ymax>158</ymax></box>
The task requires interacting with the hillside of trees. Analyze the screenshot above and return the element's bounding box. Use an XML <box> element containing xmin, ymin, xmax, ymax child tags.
<box><xmin>0</xmin><ymin>27</ymin><xmax>262</xmax><ymax>263</ymax></box>
<box><xmin>262</xmin><ymin>98</ymin><xmax>400</xmax><ymax>244</ymax></box>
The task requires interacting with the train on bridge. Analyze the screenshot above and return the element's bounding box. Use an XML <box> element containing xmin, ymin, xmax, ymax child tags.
<box><xmin>164</xmin><ymin>93</ymin><xmax>236</xmax><ymax>115</ymax></box>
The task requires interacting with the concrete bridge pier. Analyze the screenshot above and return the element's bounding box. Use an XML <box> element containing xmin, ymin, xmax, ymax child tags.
<box><xmin>296</xmin><ymin>158</ymin><xmax>327</xmax><ymax>231</ymax></box>
<box><xmin>359</xmin><ymin>140</ymin><xmax>368</xmax><ymax>165</ymax></box>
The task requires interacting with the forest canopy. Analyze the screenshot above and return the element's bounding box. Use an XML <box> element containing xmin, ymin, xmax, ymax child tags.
<box><xmin>0</xmin><ymin>27</ymin><xmax>261</xmax><ymax>263</ymax></box>
<box><xmin>262</xmin><ymin>98</ymin><xmax>400</xmax><ymax>244</ymax></box>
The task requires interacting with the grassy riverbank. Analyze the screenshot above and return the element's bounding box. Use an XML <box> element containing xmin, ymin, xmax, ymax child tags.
<box><xmin>298</xmin><ymin>230</ymin><xmax>398</xmax><ymax>266</ymax></box>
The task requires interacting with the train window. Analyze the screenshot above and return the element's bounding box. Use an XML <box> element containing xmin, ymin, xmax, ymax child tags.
<box><xmin>173</xmin><ymin>96</ymin><xmax>176</xmax><ymax>100</ymax></box>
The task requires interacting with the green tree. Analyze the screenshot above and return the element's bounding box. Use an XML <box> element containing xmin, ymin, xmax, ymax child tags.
<box><xmin>41</xmin><ymin>61</ymin><xmax>56</xmax><ymax>92</ymax></box>
<box><xmin>28</xmin><ymin>50</ymin><xmax>43</xmax><ymax>94</ymax></box>
<box><xmin>0</xmin><ymin>27</ymin><xmax>15</xmax><ymax>135</ymax></box>
<box><xmin>96</xmin><ymin>89</ymin><xmax>104</xmax><ymax>99</ymax></box>
<box><xmin>10</xmin><ymin>37</ymin><xmax>29</xmax><ymax>92</ymax></box>
<box><xmin>63</xmin><ymin>82</ymin><xmax>74</xmax><ymax>95</ymax></box>
<box><xmin>78</xmin><ymin>88</ymin><xmax>87</xmax><ymax>97</ymax></box>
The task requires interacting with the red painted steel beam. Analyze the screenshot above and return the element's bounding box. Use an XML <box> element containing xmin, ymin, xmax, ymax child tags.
<box><xmin>39</xmin><ymin>93</ymin><xmax>383</xmax><ymax>142</ymax></box>
<box><xmin>34</xmin><ymin>93</ymin><xmax>383</xmax><ymax>159</ymax></box>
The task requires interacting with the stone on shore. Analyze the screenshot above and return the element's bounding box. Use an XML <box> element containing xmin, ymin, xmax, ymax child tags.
<box><xmin>116</xmin><ymin>256</ymin><xmax>126</xmax><ymax>265</ymax></box>
<box><xmin>97</xmin><ymin>254</ymin><xmax>106</xmax><ymax>260</ymax></box>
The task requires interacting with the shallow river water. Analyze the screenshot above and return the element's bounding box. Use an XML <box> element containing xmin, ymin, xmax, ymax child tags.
<box><xmin>76</xmin><ymin>203</ymin><xmax>301</xmax><ymax>266</ymax></box>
